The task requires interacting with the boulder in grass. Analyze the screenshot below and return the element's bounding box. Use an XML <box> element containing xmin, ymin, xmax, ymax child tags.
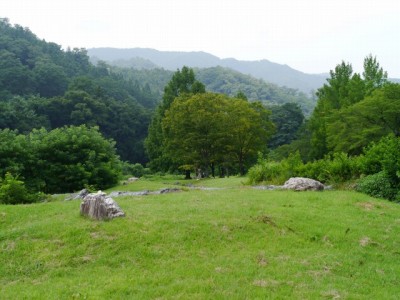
<box><xmin>80</xmin><ymin>191</ymin><xmax>125</xmax><ymax>220</ymax></box>
<box><xmin>282</xmin><ymin>177</ymin><xmax>324</xmax><ymax>191</ymax></box>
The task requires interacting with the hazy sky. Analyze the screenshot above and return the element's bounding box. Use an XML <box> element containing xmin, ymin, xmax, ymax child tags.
<box><xmin>1</xmin><ymin>0</ymin><xmax>399</xmax><ymax>76</ymax></box>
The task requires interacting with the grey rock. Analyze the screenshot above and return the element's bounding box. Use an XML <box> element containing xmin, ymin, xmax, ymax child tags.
<box><xmin>282</xmin><ymin>177</ymin><xmax>324</xmax><ymax>191</ymax></box>
<box><xmin>80</xmin><ymin>191</ymin><xmax>125</xmax><ymax>220</ymax></box>
<box><xmin>109</xmin><ymin>190</ymin><xmax>150</xmax><ymax>197</ymax></box>
<box><xmin>253</xmin><ymin>185</ymin><xmax>281</xmax><ymax>190</ymax></box>
<box><xmin>127</xmin><ymin>177</ymin><xmax>139</xmax><ymax>182</ymax></box>
<box><xmin>159</xmin><ymin>188</ymin><xmax>182</xmax><ymax>194</ymax></box>
<box><xmin>65</xmin><ymin>188</ymin><xmax>89</xmax><ymax>201</ymax></box>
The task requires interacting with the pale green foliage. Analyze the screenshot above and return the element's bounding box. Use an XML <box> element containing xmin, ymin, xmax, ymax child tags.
<box><xmin>326</xmin><ymin>83</ymin><xmax>400</xmax><ymax>154</ymax></box>
<box><xmin>307</xmin><ymin>56</ymin><xmax>389</xmax><ymax>160</ymax></box>
<box><xmin>0</xmin><ymin>173</ymin><xmax>38</xmax><ymax>204</ymax></box>
<box><xmin>248</xmin><ymin>151</ymin><xmax>360</xmax><ymax>185</ymax></box>
<box><xmin>363</xmin><ymin>54</ymin><xmax>388</xmax><ymax>95</ymax></box>
<box><xmin>247</xmin><ymin>151</ymin><xmax>303</xmax><ymax>184</ymax></box>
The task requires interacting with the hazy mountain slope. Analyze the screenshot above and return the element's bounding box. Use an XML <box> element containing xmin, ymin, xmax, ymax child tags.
<box><xmin>195</xmin><ymin>66</ymin><xmax>314</xmax><ymax>113</ymax></box>
<box><xmin>88</xmin><ymin>48</ymin><xmax>326</xmax><ymax>93</ymax></box>
<box><xmin>89</xmin><ymin>48</ymin><xmax>221</xmax><ymax>69</ymax></box>
<box><xmin>112</xmin><ymin>66</ymin><xmax>316</xmax><ymax>114</ymax></box>
<box><xmin>219</xmin><ymin>58</ymin><xmax>327</xmax><ymax>94</ymax></box>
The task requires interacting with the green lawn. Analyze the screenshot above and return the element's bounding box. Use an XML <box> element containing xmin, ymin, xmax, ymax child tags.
<box><xmin>1</xmin><ymin>177</ymin><xmax>400</xmax><ymax>299</ymax></box>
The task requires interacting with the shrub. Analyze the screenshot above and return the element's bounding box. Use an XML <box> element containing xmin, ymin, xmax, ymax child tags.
<box><xmin>247</xmin><ymin>151</ymin><xmax>303</xmax><ymax>185</ymax></box>
<box><xmin>121</xmin><ymin>162</ymin><xmax>150</xmax><ymax>177</ymax></box>
<box><xmin>29</xmin><ymin>125</ymin><xmax>122</xmax><ymax>193</ymax></box>
<box><xmin>0</xmin><ymin>173</ymin><xmax>38</xmax><ymax>205</ymax></box>
<box><xmin>356</xmin><ymin>171</ymin><xmax>398</xmax><ymax>201</ymax></box>
<box><xmin>360</xmin><ymin>135</ymin><xmax>400</xmax><ymax>179</ymax></box>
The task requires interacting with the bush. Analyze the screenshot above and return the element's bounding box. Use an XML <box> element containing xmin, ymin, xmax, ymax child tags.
<box><xmin>360</xmin><ymin>134</ymin><xmax>400</xmax><ymax>179</ymax></box>
<box><xmin>303</xmin><ymin>152</ymin><xmax>360</xmax><ymax>183</ymax></box>
<box><xmin>29</xmin><ymin>125</ymin><xmax>122</xmax><ymax>193</ymax></box>
<box><xmin>247</xmin><ymin>152</ymin><xmax>303</xmax><ymax>185</ymax></box>
<box><xmin>121</xmin><ymin>162</ymin><xmax>150</xmax><ymax>177</ymax></box>
<box><xmin>248</xmin><ymin>151</ymin><xmax>361</xmax><ymax>185</ymax></box>
<box><xmin>0</xmin><ymin>173</ymin><xmax>39</xmax><ymax>205</ymax></box>
<box><xmin>356</xmin><ymin>171</ymin><xmax>398</xmax><ymax>201</ymax></box>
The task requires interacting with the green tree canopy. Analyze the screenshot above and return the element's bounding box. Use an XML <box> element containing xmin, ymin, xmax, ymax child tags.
<box><xmin>307</xmin><ymin>55</ymin><xmax>389</xmax><ymax>159</ymax></box>
<box><xmin>326</xmin><ymin>83</ymin><xmax>400</xmax><ymax>154</ymax></box>
<box><xmin>162</xmin><ymin>93</ymin><xmax>273</xmax><ymax>176</ymax></box>
<box><xmin>145</xmin><ymin>66</ymin><xmax>205</xmax><ymax>171</ymax></box>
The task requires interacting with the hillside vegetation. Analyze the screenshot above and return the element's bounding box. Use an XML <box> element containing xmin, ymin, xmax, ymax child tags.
<box><xmin>110</xmin><ymin>66</ymin><xmax>315</xmax><ymax>114</ymax></box>
<box><xmin>1</xmin><ymin>177</ymin><xmax>400</xmax><ymax>298</ymax></box>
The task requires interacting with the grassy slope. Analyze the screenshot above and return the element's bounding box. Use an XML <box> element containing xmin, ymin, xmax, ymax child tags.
<box><xmin>1</xmin><ymin>177</ymin><xmax>400</xmax><ymax>299</ymax></box>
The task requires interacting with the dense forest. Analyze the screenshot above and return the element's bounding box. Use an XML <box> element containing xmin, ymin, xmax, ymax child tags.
<box><xmin>0</xmin><ymin>18</ymin><xmax>157</xmax><ymax>164</ymax></box>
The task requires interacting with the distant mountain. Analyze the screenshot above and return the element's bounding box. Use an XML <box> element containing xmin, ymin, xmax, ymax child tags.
<box><xmin>390</xmin><ymin>78</ymin><xmax>400</xmax><ymax>83</ymax></box>
<box><xmin>88</xmin><ymin>48</ymin><xmax>327</xmax><ymax>94</ymax></box>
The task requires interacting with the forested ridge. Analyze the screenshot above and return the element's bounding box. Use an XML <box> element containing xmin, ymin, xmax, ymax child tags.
<box><xmin>0</xmin><ymin>18</ymin><xmax>157</xmax><ymax>164</ymax></box>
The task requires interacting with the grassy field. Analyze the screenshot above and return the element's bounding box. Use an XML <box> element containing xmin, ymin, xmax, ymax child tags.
<box><xmin>1</xmin><ymin>176</ymin><xmax>400</xmax><ymax>299</ymax></box>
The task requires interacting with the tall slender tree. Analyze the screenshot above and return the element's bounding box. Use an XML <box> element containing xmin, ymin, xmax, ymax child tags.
<box><xmin>145</xmin><ymin>66</ymin><xmax>205</xmax><ymax>171</ymax></box>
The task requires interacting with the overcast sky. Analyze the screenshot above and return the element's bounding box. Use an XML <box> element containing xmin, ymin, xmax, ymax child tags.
<box><xmin>1</xmin><ymin>0</ymin><xmax>399</xmax><ymax>77</ymax></box>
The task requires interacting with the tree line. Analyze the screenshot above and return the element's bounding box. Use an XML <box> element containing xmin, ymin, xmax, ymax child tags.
<box><xmin>250</xmin><ymin>55</ymin><xmax>400</xmax><ymax>201</ymax></box>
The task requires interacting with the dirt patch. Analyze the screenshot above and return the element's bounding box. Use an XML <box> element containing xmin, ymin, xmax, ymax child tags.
<box><xmin>359</xmin><ymin>237</ymin><xmax>379</xmax><ymax>247</ymax></box>
<box><xmin>321</xmin><ymin>289</ymin><xmax>341</xmax><ymax>299</ymax></box>
<box><xmin>356</xmin><ymin>201</ymin><xmax>386</xmax><ymax>211</ymax></box>
<box><xmin>308</xmin><ymin>265</ymin><xmax>332</xmax><ymax>278</ymax></box>
<box><xmin>255</xmin><ymin>215</ymin><xmax>278</xmax><ymax>227</ymax></box>
<box><xmin>257</xmin><ymin>253</ymin><xmax>268</xmax><ymax>267</ymax></box>
<box><xmin>3</xmin><ymin>241</ymin><xmax>15</xmax><ymax>251</ymax></box>
<box><xmin>253</xmin><ymin>279</ymin><xmax>280</xmax><ymax>287</ymax></box>
<box><xmin>356</xmin><ymin>202</ymin><xmax>375</xmax><ymax>211</ymax></box>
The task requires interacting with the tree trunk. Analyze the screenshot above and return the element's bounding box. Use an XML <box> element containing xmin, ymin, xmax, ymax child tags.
<box><xmin>184</xmin><ymin>170</ymin><xmax>191</xmax><ymax>180</ymax></box>
<box><xmin>219</xmin><ymin>166</ymin><xmax>225</xmax><ymax>178</ymax></box>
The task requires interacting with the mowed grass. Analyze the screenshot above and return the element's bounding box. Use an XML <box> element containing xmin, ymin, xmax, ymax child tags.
<box><xmin>1</xmin><ymin>177</ymin><xmax>400</xmax><ymax>299</ymax></box>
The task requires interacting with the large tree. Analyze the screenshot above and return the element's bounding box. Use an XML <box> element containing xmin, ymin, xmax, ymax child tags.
<box><xmin>326</xmin><ymin>83</ymin><xmax>400</xmax><ymax>154</ymax></box>
<box><xmin>162</xmin><ymin>93</ymin><xmax>273</xmax><ymax>176</ymax></box>
<box><xmin>307</xmin><ymin>55</ymin><xmax>388</xmax><ymax>159</ymax></box>
<box><xmin>145</xmin><ymin>67</ymin><xmax>205</xmax><ymax>171</ymax></box>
